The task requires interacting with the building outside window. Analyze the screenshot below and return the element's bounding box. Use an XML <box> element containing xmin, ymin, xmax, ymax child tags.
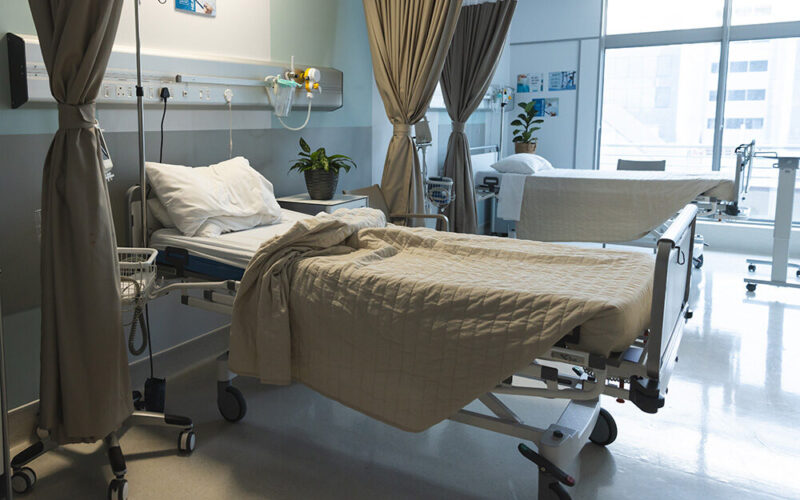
<box><xmin>599</xmin><ymin>0</ymin><xmax>800</xmax><ymax>223</ymax></box>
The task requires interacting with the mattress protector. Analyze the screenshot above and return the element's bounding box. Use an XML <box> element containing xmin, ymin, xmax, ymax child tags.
<box><xmin>229</xmin><ymin>208</ymin><xmax>654</xmax><ymax>432</ymax></box>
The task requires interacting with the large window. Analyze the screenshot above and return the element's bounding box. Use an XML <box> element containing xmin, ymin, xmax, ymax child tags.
<box><xmin>731</xmin><ymin>0</ymin><xmax>800</xmax><ymax>25</ymax></box>
<box><xmin>600</xmin><ymin>44</ymin><xmax>720</xmax><ymax>172</ymax></box>
<box><xmin>719</xmin><ymin>38</ymin><xmax>800</xmax><ymax>221</ymax></box>
<box><xmin>606</xmin><ymin>0</ymin><xmax>724</xmax><ymax>35</ymax></box>
<box><xmin>599</xmin><ymin>0</ymin><xmax>800</xmax><ymax>223</ymax></box>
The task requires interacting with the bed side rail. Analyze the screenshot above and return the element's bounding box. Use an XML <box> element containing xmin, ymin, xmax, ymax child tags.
<box><xmin>724</xmin><ymin>140</ymin><xmax>755</xmax><ymax>215</ymax></box>
<box><xmin>630</xmin><ymin>203</ymin><xmax>697</xmax><ymax>412</ymax></box>
<box><xmin>127</xmin><ymin>184</ymin><xmax>165</xmax><ymax>247</ymax></box>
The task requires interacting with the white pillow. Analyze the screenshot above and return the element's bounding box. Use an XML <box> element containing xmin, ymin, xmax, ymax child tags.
<box><xmin>147</xmin><ymin>198</ymin><xmax>175</xmax><ymax>228</ymax></box>
<box><xmin>146</xmin><ymin>156</ymin><xmax>282</xmax><ymax>237</ymax></box>
<box><xmin>490</xmin><ymin>154</ymin><xmax>554</xmax><ymax>175</ymax></box>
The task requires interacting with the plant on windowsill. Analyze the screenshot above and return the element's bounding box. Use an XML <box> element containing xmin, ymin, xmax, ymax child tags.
<box><xmin>511</xmin><ymin>100</ymin><xmax>544</xmax><ymax>154</ymax></box>
<box><xmin>290</xmin><ymin>137</ymin><xmax>357</xmax><ymax>200</ymax></box>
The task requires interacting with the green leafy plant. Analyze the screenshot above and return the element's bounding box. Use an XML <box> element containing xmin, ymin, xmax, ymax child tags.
<box><xmin>289</xmin><ymin>137</ymin><xmax>357</xmax><ymax>174</ymax></box>
<box><xmin>511</xmin><ymin>101</ymin><xmax>544</xmax><ymax>144</ymax></box>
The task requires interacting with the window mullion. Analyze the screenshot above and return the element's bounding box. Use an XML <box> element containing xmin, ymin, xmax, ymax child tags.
<box><xmin>711</xmin><ymin>0</ymin><xmax>733</xmax><ymax>172</ymax></box>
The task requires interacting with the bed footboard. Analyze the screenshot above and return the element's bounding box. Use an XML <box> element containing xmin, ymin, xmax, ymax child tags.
<box><xmin>630</xmin><ymin>203</ymin><xmax>697</xmax><ymax>413</ymax></box>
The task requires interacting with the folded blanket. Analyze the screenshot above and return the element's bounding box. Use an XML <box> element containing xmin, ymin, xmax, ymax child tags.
<box><xmin>230</xmin><ymin>208</ymin><xmax>654</xmax><ymax>431</ymax></box>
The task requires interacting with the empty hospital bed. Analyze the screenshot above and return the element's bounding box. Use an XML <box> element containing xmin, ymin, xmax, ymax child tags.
<box><xmin>128</xmin><ymin>186</ymin><xmax>698</xmax><ymax>500</ymax></box>
<box><xmin>475</xmin><ymin>142</ymin><xmax>754</xmax><ymax>246</ymax></box>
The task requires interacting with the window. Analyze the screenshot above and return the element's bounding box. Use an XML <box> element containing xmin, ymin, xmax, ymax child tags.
<box><xmin>711</xmin><ymin>62</ymin><xmax>720</xmax><ymax>73</ymax></box>
<box><xmin>728</xmin><ymin>89</ymin><xmax>747</xmax><ymax>101</ymax></box>
<box><xmin>709</xmin><ymin>90</ymin><xmax>718</xmax><ymax>101</ymax></box>
<box><xmin>606</xmin><ymin>0</ymin><xmax>724</xmax><ymax>34</ymax></box>
<box><xmin>745</xmin><ymin>118</ymin><xmax>764</xmax><ymax>129</ymax></box>
<box><xmin>730</xmin><ymin>61</ymin><xmax>749</xmax><ymax>72</ymax></box>
<box><xmin>654</xmin><ymin>87</ymin><xmax>671</xmax><ymax>108</ymax></box>
<box><xmin>732</xmin><ymin>0</ymin><xmax>800</xmax><ymax>25</ymax></box>
<box><xmin>720</xmin><ymin>38</ymin><xmax>800</xmax><ymax>222</ymax></box>
<box><xmin>726</xmin><ymin>118</ymin><xmax>744</xmax><ymax>128</ymax></box>
<box><xmin>599</xmin><ymin>43</ymin><xmax>721</xmax><ymax>172</ymax></box>
<box><xmin>707</xmin><ymin>118</ymin><xmax>716</xmax><ymax>129</ymax></box>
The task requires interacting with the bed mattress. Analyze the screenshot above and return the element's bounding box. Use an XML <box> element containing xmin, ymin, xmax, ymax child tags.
<box><xmin>149</xmin><ymin>209</ymin><xmax>310</xmax><ymax>269</ymax></box>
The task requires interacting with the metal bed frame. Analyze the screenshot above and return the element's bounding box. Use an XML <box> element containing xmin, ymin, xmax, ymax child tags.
<box><xmin>128</xmin><ymin>191</ymin><xmax>698</xmax><ymax>500</ymax></box>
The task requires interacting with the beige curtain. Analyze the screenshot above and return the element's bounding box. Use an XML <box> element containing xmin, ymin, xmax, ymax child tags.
<box><xmin>363</xmin><ymin>0</ymin><xmax>462</xmax><ymax>222</ymax></box>
<box><xmin>441</xmin><ymin>0</ymin><xmax>516</xmax><ymax>233</ymax></box>
<box><xmin>30</xmin><ymin>0</ymin><xmax>132</xmax><ymax>444</ymax></box>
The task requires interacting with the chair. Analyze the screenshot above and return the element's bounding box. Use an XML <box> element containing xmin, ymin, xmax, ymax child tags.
<box><xmin>343</xmin><ymin>185</ymin><xmax>449</xmax><ymax>231</ymax></box>
<box><xmin>616</xmin><ymin>159</ymin><xmax>666</xmax><ymax>171</ymax></box>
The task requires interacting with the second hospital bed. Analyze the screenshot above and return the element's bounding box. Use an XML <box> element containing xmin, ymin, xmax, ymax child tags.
<box><xmin>474</xmin><ymin>142</ymin><xmax>754</xmax><ymax>244</ymax></box>
<box><xmin>129</xmin><ymin>189</ymin><xmax>698</xmax><ymax>500</ymax></box>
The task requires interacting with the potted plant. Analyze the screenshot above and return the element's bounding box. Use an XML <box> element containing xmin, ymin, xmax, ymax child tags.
<box><xmin>511</xmin><ymin>100</ymin><xmax>544</xmax><ymax>154</ymax></box>
<box><xmin>290</xmin><ymin>137</ymin><xmax>357</xmax><ymax>200</ymax></box>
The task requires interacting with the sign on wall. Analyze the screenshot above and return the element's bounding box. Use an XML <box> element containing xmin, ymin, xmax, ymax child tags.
<box><xmin>176</xmin><ymin>0</ymin><xmax>217</xmax><ymax>17</ymax></box>
<box><xmin>516</xmin><ymin>73</ymin><xmax>544</xmax><ymax>93</ymax></box>
<box><xmin>548</xmin><ymin>71</ymin><xmax>576</xmax><ymax>91</ymax></box>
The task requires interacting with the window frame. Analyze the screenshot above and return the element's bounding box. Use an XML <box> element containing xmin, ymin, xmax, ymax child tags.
<box><xmin>596</xmin><ymin>0</ymin><xmax>800</xmax><ymax>225</ymax></box>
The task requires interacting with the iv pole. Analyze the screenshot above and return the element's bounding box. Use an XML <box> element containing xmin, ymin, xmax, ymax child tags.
<box><xmin>135</xmin><ymin>0</ymin><xmax>148</xmax><ymax>247</ymax></box>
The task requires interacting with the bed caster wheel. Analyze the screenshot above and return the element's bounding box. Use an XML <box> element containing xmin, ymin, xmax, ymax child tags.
<box><xmin>748</xmin><ymin>264</ymin><xmax>756</xmax><ymax>272</ymax></box>
<box><xmin>589</xmin><ymin>408</ymin><xmax>617</xmax><ymax>446</ymax></box>
<box><xmin>12</xmin><ymin>467</ymin><xmax>36</xmax><ymax>494</ymax></box>
<box><xmin>178</xmin><ymin>430</ymin><xmax>196</xmax><ymax>453</ymax></box>
<box><xmin>796</xmin><ymin>269</ymin><xmax>800</xmax><ymax>278</ymax></box>
<box><xmin>107</xmin><ymin>478</ymin><xmax>128</xmax><ymax>500</ymax></box>
<box><xmin>693</xmin><ymin>255</ymin><xmax>704</xmax><ymax>269</ymax></box>
<box><xmin>218</xmin><ymin>384</ymin><xmax>247</xmax><ymax>422</ymax></box>
<box><xmin>746</xmin><ymin>283</ymin><xmax>757</xmax><ymax>292</ymax></box>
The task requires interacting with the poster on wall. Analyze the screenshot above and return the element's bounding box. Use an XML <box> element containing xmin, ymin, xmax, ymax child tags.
<box><xmin>530</xmin><ymin>98</ymin><xmax>545</xmax><ymax>117</ymax></box>
<box><xmin>176</xmin><ymin>0</ymin><xmax>217</xmax><ymax>17</ymax></box>
<box><xmin>545</xmin><ymin>98</ymin><xmax>559</xmax><ymax>117</ymax></box>
<box><xmin>548</xmin><ymin>71</ymin><xmax>576</xmax><ymax>91</ymax></box>
<box><xmin>516</xmin><ymin>73</ymin><xmax>545</xmax><ymax>93</ymax></box>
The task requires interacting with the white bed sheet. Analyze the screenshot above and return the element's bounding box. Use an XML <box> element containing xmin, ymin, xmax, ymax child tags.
<box><xmin>149</xmin><ymin>209</ymin><xmax>310</xmax><ymax>269</ymax></box>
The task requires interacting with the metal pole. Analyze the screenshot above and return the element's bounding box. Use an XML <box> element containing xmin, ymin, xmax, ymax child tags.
<box><xmin>134</xmin><ymin>0</ymin><xmax>148</xmax><ymax>247</ymax></box>
<box><xmin>593</xmin><ymin>0</ymin><xmax>608</xmax><ymax>170</ymax></box>
<box><xmin>0</xmin><ymin>271</ymin><xmax>13</xmax><ymax>500</ymax></box>
<box><xmin>711</xmin><ymin>0</ymin><xmax>733</xmax><ymax>172</ymax></box>
<box><xmin>498</xmin><ymin>93</ymin><xmax>506</xmax><ymax>159</ymax></box>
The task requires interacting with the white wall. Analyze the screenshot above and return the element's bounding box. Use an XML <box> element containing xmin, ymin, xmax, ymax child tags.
<box><xmin>510</xmin><ymin>0</ymin><xmax>601</xmax><ymax>43</ymax></box>
<box><xmin>116</xmin><ymin>0</ymin><xmax>270</xmax><ymax>62</ymax></box>
<box><xmin>507</xmin><ymin>0</ymin><xmax>602</xmax><ymax>168</ymax></box>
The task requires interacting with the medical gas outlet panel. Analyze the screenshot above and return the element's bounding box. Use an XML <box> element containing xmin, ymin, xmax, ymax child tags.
<box><xmin>6</xmin><ymin>33</ymin><xmax>343</xmax><ymax>111</ymax></box>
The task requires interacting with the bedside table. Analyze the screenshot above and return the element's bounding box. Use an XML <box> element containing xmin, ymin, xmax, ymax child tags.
<box><xmin>277</xmin><ymin>193</ymin><xmax>369</xmax><ymax>216</ymax></box>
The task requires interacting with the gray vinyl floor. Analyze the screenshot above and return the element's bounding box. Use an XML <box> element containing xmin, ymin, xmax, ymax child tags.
<box><xmin>13</xmin><ymin>251</ymin><xmax>800</xmax><ymax>499</ymax></box>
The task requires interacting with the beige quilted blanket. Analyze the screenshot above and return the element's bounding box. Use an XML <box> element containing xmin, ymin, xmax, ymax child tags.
<box><xmin>229</xmin><ymin>208</ymin><xmax>654</xmax><ymax>432</ymax></box>
<box><xmin>517</xmin><ymin>169</ymin><xmax>735</xmax><ymax>242</ymax></box>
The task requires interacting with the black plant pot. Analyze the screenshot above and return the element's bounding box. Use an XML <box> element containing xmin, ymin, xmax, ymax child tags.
<box><xmin>304</xmin><ymin>170</ymin><xmax>339</xmax><ymax>200</ymax></box>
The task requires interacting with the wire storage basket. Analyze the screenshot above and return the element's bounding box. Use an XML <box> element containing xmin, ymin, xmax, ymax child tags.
<box><xmin>118</xmin><ymin>247</ymin><xmax>158</xmax><ymax>305</ymax></box>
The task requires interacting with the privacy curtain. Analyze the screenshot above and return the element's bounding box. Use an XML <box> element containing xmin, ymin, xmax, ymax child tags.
<box><xmin>441</xmin><ymin>0</ymin><xmax>516</xmax><ymax>233</ymax></box>
<box><xmin>363</xmin><ymin>0</ymin><xmax>462</xmax><ymax>221</ymax></box>
<box><xmin>30</xmin><ymin>0</ymin><xmax>132</xmax><ymax>444</ymax></box>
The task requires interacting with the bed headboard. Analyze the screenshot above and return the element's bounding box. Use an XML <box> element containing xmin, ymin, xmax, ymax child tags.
<box><xmin>126</xmin><ymin>184</ymin><xmax>163</xmax><ymax>248</ymax></box>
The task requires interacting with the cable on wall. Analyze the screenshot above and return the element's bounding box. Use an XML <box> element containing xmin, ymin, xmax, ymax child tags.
<box><xmin>159</xmin><ymin>87</ymin><xmax>170</xmax><ymax>162</ymax></box>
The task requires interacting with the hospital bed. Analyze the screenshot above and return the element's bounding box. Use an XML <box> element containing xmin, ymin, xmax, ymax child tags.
<box><xmin>127</xmin><ymin>186</ymin><xmax>697</xmax><ymax>500</ymax></box>
<box><xmin>475</xmin><ymin>143</ymin><xmax>755</xmax><ymax>254</ymax></box>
